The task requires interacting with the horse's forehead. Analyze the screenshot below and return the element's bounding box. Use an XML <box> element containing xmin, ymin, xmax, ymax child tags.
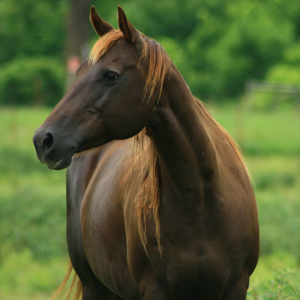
<box><xmin>105</xmin><ymin>38</ymin><xmax>141</xmax><ymax>62</ymax></box>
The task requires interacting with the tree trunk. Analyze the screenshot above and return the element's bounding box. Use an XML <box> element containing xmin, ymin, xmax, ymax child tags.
<box><xmin>66</xmin><ymin>0</ymin><xmax>92</xmax><ymax>90</ymax></box>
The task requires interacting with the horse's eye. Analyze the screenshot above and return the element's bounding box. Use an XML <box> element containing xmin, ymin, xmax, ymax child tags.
<box><xmin>104</xmin><ymin>71</ymin><xmax>119</xmax><ymax>82</ymax></box>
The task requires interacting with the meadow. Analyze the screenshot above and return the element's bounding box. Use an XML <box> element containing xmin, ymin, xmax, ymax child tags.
<box><xmin>0</xmin><ymin>105</ymin><xmax>299</xmax><ymax>299</ymax></box>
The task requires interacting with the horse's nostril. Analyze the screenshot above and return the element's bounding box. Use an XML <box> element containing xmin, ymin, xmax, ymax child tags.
<box><xmin>41</xmin><ymin>133</ymin><xmax>54</xmax><ymax>149</ymax></box>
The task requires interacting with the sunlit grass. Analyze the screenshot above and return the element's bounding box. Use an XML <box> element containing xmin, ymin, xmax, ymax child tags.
<box><xmin>209</xmin><ymin>103</ymin><xmax>300</xmax><ymax>155</ymax></box>
<box><xmin>0</xmin><ymin>249</ymin><xmax>71</xmax><ymax>300</ymax></box>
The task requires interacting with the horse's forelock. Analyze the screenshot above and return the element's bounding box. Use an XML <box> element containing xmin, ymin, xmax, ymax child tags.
<box><xmin>88</xmin><ymin>29</ymin><xmax>124</xmax><ymax>65</ymax></box>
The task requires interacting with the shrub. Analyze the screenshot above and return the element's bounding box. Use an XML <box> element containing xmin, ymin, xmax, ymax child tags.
<box><xmin>0</xmin><ymin>57</ymin><xmax>65</xmax><ymax>107</ymax></box>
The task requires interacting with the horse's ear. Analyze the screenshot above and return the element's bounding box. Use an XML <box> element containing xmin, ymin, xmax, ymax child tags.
<box><xmin>90</xmin><ymin>6</ymin><xmax>114</xmax><ymax>37</ymax></box>
<box><xmin>118</xmin><ymin>6</ymin><xmax>144</xmax><ymax>46</ymax></box>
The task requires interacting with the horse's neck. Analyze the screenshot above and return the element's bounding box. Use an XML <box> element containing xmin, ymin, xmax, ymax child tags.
<box><xmin>147</xmin><ymin>67</ymin><xmax>219</xmax><ymax>196</ymax></box>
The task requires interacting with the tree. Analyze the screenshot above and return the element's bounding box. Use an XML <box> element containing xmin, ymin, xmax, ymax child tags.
<box><xmin>65</xmin><ymin>0</ymin><xmax>92</xmax><ymax>89</ymax></box>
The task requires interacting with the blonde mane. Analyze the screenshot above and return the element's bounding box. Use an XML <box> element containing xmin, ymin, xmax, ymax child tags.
<box><xmin>89</xmin><ymin>29</ymin><xmax>123</xmax><ymax>65</ymax></box>
<box><xmin>88</xmin><ymin>29</ymin><xmax>250</xmax><ymax>254</ymax></box>
<box><xmin>89</xmin><ymin>30</ymin><xmax>171</xmax><ymax>254</ymax></box>
<box><xmin>195</xmin><ymin>100</ymin><xmax>249</xmax><ymax>177</ymax></box>
<box><xmin>132</xmin><ymin>129</ymin><xmax>161</xmax><ymax>255</ymax></box>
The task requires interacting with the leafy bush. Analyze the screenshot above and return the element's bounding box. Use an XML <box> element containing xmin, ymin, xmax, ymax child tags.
<box><xmin>267</xmin><ymin>64</ymin><xmax>300</xmax><ymax>85</ymax></box>
<box><xmin>248</xmin><ymin>42</ymin><xmax>300</xmax><ymax>111</ymax></box>
<box><xmin>0</xmin><ymin>57</ymin><xmax>65</xmax><ymax>106</ymax></box>
<box><xmin>0</xmin><ymin>0</ymin><xmax>66</xmax><ymax>64</ymax></box>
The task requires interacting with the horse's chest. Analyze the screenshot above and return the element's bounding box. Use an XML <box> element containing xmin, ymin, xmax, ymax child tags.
<box><xmin>80</xmin><ymin>178</ymin><xmax>140</xmax><ymax>295</ymax></box>
<box><xmin>160</xmin><ymin>244</ymin><xmax>230</xmax><ymax>299</ymax></box>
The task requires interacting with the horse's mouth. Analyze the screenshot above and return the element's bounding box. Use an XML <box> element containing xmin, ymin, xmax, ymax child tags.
<box><xmin>39</xmin><ymin>147</ymin><xmax>76</xmax><ymax>170</ymax></box>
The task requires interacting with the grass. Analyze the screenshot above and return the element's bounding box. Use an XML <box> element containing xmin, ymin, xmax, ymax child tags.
<box><xmin>0</xmin><ymin>108</ymin><xmax>67</xmax><ymax>261</ymax></box>
<box><xmin>248</xmin><ymin>268</ymin><xmax>300</xmax><ymax>300</ymax></box>
<box><xmin>210</xmin><ymin>103</ymin><xmax>300</xmax><ymax>155</ymax></box>
<box><xmin>0</xmin><ymin>250</ymin><xmax>67</xmax><ymax>300</ymax></box>
<box><xmin>0</xmin><ymin>105</ymin><xmax>299</xmax><ymax>299</ymax></box>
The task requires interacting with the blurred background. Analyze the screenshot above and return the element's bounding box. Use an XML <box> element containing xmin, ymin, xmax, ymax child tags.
<box><xmin>0</xmin><ymin>0</ymin><xmax>299</xmax><ymax>299</ymax></box>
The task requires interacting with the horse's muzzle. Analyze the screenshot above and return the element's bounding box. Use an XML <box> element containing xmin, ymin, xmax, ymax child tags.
<box><xmin>33</xmin><ymin>129</ymin><xmax>76</xmax><ymax>170</ymax></box>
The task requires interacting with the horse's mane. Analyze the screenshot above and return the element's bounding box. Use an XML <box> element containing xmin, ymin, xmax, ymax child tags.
<box><xmin>89</xmin><ymin>29</ymin><xmax>171</xmax><ymax>255</ymax></box>
<box><xmin>195</xmin><ymin>100</ymin><xmax>249</xmax><ymax>177</ymax></box>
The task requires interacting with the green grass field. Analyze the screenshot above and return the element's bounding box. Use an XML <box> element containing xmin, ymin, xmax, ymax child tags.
<box><xmin>0</xmin><ymin>105</ymin><xmax>299</xmax><ymax>299</ymax></box>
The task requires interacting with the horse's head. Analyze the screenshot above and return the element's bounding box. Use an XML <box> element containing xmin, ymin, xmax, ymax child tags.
<box><xmin>33</xmin><ymin>6</ymin><xmax>168</xmax><ymax>170</ymax></box>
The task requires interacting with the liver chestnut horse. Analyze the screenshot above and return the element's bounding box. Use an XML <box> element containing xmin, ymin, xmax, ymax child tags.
<box><xmin>33</xmin><ymin>6</ymin><xmax>259</xmax><ymax>300</ymax></box>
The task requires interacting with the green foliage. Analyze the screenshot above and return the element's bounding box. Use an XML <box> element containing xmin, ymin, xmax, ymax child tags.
<box><xmin>0</xmin><ymin>57</ymin><xmax>65</xmax><ymax>106</ymax></box>
<box><xmin>0</xmin><ymin>0</ymin><xmax>66</xmax><ymax>63</ymax></box>
<box><xmin>122</xmin><ymin>0</ymin><xmax>199</xmax><ymax>40</ymax></box>
<box><xmin>252</xmin><ymin>252</ymin><xmax>299</xmax><ymax>281</ymax></box>
<box><xmin>2</xmin><ymin>0</ymin><xmax>300</xmax><ymax>105</ymax></box>
<box><xmin>155</xmin><ymin>37</ymin><xmax>187</xmax><ymax>73</ymax></box>
<box><xmin>246</xmin><ymin>42</ymin><xmax>300</xmax><ymax>111</ymax></box>
<box><xmin>0</xmin><ymin>0</ymin><xmax>66</xmax><ymax>106</ymax></box>
<box><xmin>116</xmin><ymin>0</ymin><xmax>299</xmax><ymax>99</ymax></box>
<box><xmin>187</xmin><ymin>1</ymin><xmax>293</xmax><ymax>98</ymax></box>
<box><xmin>267</xmin><ymin>64</ymin><xmax>300</xmax><ymax>87</ymax></box>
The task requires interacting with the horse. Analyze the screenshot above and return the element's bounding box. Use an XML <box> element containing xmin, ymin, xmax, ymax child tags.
<box><xmin>33</xmin><ymin>6</ymin><xmax>259</xmax><ymax>300</ymax></box>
